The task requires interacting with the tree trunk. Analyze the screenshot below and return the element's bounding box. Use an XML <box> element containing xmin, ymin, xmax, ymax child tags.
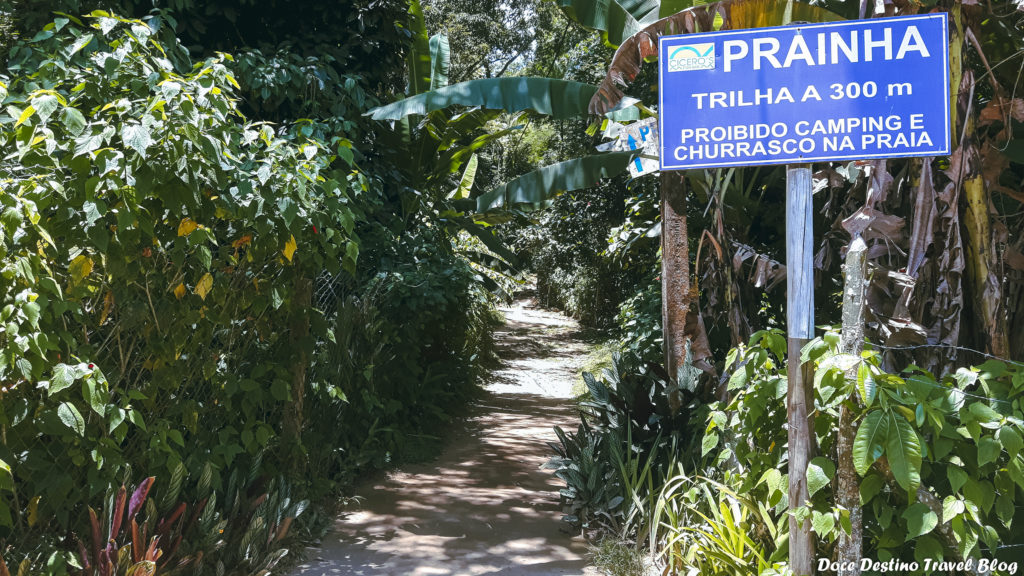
<box><xmin>963</xmin><ymin>173</ymin><xmax>1009</xmax><ymax>358</ymax></box>
<box><xmin>837</xmin><ymin>236</ymin><xmax>867</xmax><ymax>576</ymax></box>
<box><xmin>283</xmin><ymin>275</ymin><xmax>312</xmax><ymax>468</ymax></box>
<box><xmin>661</xmin><ymin>171</ymin><xmax>691</xmax><ymax>412</ymax></box>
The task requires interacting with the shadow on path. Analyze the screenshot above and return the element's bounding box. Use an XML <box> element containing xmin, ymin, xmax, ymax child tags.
<box><xmin>292</xmin><ymin>297</ymin><xmax>598</xmax><ymax>576</ymax></box>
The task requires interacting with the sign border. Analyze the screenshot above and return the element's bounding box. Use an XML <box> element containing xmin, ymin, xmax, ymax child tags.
<box><xmin>657</xmin><ymin>13</ymin><xmax>951</xmax><ymax>171</ymax></box>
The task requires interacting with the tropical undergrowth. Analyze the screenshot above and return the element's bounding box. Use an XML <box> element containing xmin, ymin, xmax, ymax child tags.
<box><xmin>551</xmin><ymin>327</ymin><xmax>1024</xmax><ymax>575</ymax></box>
<box><xmin>0</xmin><ymin>9</ymin><xmax>497</xmax><ymax>573</ymax></box>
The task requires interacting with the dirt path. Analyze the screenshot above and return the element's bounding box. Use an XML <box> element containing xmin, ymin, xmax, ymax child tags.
<box><xmin>292</xmin><ymin>295</ymin><xmax>599</xmax><ymax>576</ymax></box>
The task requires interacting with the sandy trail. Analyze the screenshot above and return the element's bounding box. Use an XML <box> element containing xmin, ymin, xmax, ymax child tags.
<box><xmin>292</xmin><ymin>295</ymin><xmax>599</xmax><ymax>576</ymax></box>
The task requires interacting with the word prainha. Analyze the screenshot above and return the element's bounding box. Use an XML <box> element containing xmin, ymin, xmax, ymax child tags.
<box><xmin>818</xmin><ymin>557</ymin><xmax>1019</xmax><ymax>574</ymax></box>
<box><xmin>721</xmin><ymin>25</ymin><xmax>931</xmax><ymax>72</ymax></box>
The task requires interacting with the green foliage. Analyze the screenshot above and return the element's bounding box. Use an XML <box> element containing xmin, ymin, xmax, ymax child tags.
<box><xmin>0</xmin><ymin>7</ymin><xmax>498</xmax><ymax>569</ymax></box>
<box><xmin>476</xmin><ymin>151</ymin><xmax>635</xmax><ymax>212</ymax></box>
<box><xmin>657</xmin><ymin>474</ymin><xmax>788</xmax><ymax>576</ymax></box>
<box><xmin>547</xmin><ymin>352</ymin><xmax>704</xmax><ymax>536</ymax></box>
<box><xmin>366</xmin><ymin>77</ymin><xmax>598</xmax><ymax>120</ymax></box>
<box><xmin>544</xmin><ymin>420</ymin><xmax>621</xmax><ymax>528</ymax></box>
<box><xmin>0</xmin><ymin>12</ymin><xmax>351</xmax><ymax>540</ymax></box>
<box><xmin>548</xmin><ymin>0</ymin><xmax>665</xmax><ymax>47</ymax></box>
<box><xmin>705</xmin><ymin>330</ymin><xmax>1024</xmax><ymax>565</ymax></box>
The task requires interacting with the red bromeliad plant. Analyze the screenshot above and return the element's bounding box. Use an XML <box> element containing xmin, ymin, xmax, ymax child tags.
<box><xmin>78</xmin><ymin>477</ymin><xmax>208</xmax><ymax>576</ymax></box>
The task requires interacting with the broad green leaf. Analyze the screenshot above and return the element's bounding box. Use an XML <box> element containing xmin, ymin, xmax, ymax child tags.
<box><xmin>948</xmin><ymin>466</ymin><xmax>968</xmax><ymax>493</ymax></box>
<box><xmin>83</xmin><ymin>378</ymin><xmax>106</xmax><ymax>416</ymax></box>
<box><xmin>343</xmin><ymin>241</ymin><xmax>359</xmax><ymax>275</ymax></box>
<box><xmin>857</xmin><ymin>362</ymin><xmax>876</xmax><ymax>407</ymax></box>
<box><xmin>553</xmin><ymin>0</ymin><xmax>840</xmax><ymax>49</ymax></box>
<box><xmin>659</xmin><ymin>0</ymin><xmax>696</xmax><ymax>17</ymax></box>
<box><xmin>964</xmin><ymin>478</ymin><xmax>994</xmax><ymax>515</ymax></box>
<box><xmin>50</xmin><ymin>363</ymin><xmax>87</xmax><ymax>396</ymax></box>
<box><xmin>127</xmin><ymin>408</ymin><xmax>147</xmax><ymax>431</ymax></box>
<box><xmin>551</xmin><ymin>0</ymin><xmax>661</xmax><ymax>47</ymax></box>
<box><xmin>450</xmin><ymin>153</ymin><xmax>478</xmax><ymax>200</ymax></box>
<box><xmin>121</xmin><ymin>123</ymin><xmax>152</xmax><ymax>158</ymax></box>
<box><xmin>15</xmin><ymin>357</ymin><xmax>32</xmax><ymax>380</ymax></box>
<box><xmin>459</xmin><ymin>220</ymin><xmax>519</xmax><ymax>267</ymax></box>
<box><xmin>887</xmin><ymin>412</ymin><xmax>922</xmax><ymax>494</ymax></box>
<box><xmin>806</xmin><ymin>456</ymin><xmax>835</xmax><ymax>497</ymax></box>
<box><xmin>68</xmin><ymin>33</ymin><xmax>94</xmax><ymax>56</ymax></box>
<box><xmin>811</xmin><ymin>511</ymin><xmax>835</xmax><ymax>536</ymax></box>
<box><xmin>968</xmin><ymin>401</ymin><xmax>1002</xmax><ymax>424</ymax></box>
<box><xmin>998</xmin><ymin>426</ymin><xmax>1023</xmax><ymax>457</ymax></box>
<box><xmin>60</xmin><ymin>107</ymin><xmax>87</xmax><ymax>136</ymax></box>
<box><xmin>902</xmin><ymin>502</ymin><xmax>937</xmax><ymax>539</ymax></box>
<box><xmin>996</xmin><ymin>492</ymin><xmax>1014</xmax><ymax>525</ymax></box>
<box><xmin>853</xmin><ymin>410</ymin><xmax>889</xmax><ymax>475</ymax></box>
<box><xmin>367</xmin><ymin>78</ymin><xmax>598</xmax><ymax>121</ymax></box>
<box><xmin>701</xmin><ymin>431</ymin><xmax>719</xmax><ymax>457</ymax></box>
<box><xmin>978</xmin><ymin>436</ymin><xmax>1001</xmax><ymax>467</ymax></box>
<box><xmin>406</xmin><ymin>0</ymin><xmax>432</xmax><ymax>96</ymax></box>
<box><xmin>57</xmin><ymin>402</ymin><xmax>86</xmax><ymax>436</ymax></box>
<box><xmin>108</xmin><ymin>408</ymin><xmax>126</xmax><ymax>433</ymax></box>
<box><xmin>476</xmin><ymin>151</ymin><xmax>635</xmax><ymax>212</ymax></box>
<box><xmin>429</xmin><ymin>33</ymin><xmax>450</xmax><ymax>90</ymax></box>
<box><xmin>942</xmin><ymin>495</ymin><xmax>964</xmax><ymax>523</ymax></box>
<box><xmin>32</xmin><ymin>94</ymin><xmax>59</xmax><ymax>123</ymax></box>
<box><xmin>859</xmin><ymin>473</ymin><xmax>883</xmax><ymax>504</ymax></box>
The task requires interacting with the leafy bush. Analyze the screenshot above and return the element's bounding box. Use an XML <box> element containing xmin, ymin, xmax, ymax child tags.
<box><xmin>548</xmin><ymin>352</ymin><xmax>705</xmax><ymax>538</ymax></box>
<box><xmin>704</xmin><ymin>330</ymin><xmax>1024</xmax><ymax>569</ymax></box>
<box><xmin>0</xmin><ymin>10</ymin><xmax>496</xmax><ymax>569</ymax></box>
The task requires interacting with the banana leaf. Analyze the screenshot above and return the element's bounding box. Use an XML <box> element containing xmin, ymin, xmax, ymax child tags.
<box><xmin>475</xmin><ymin>151</ymin><xmax>637</xmax><ymax>212</ymax></box>
<box><xmin>550</xmin><ymin>0</ymin><xmax>662</xmax><ymax>47</ymax></box>
<box><xmin>367</xmin><ymin>77</ymin><xmax>598</xmax><ymax>120</ymax></box>
<box><xmin>405</xmin><ymin>0</ymin><xmax>432</xmax><ymax>96</ymax></box>
<box><xmin>429</xmin><ymin>34</ymin><xmax>450</xmax><ymax>90</ymax></box>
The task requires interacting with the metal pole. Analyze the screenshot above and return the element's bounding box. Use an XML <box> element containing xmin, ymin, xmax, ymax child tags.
<box><xmin>786</xmin><ymin>163</ymin><xmax>815</xmax><ymax>576</ymax></box>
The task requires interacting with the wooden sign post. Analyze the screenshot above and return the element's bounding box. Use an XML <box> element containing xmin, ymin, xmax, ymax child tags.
<box><xmin>786</xmin><ymin>164</ymin><xmax>816</xmax><ymax>576</ymax></box>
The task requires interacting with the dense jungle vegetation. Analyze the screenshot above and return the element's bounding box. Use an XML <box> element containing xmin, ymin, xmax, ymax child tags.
<box><xmin>1</xmin><ymin>0</ymin><xmax>1024</xmax><ymax>574</ymax></box>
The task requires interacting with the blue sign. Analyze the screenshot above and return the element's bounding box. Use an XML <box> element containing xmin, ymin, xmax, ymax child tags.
<box><xmin>658</xmin><ymin>14</ymin><xmax>950</xmax><ymax>170</ymax></box>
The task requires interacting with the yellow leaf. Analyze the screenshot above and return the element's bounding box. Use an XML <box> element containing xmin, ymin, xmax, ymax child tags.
<box><xmin>282</xmin><ymin>235</ymin><xmax>297</xmax><ymax>262</ymax></box>
<box><xmin>99</xmin><ymin>291</ymin><xmax>114</xmax><ymax>325</ymax></box>
<box><xmin>173</xmin><ymin>283</ymin><xmax>186</xmax><ymax>300</ymax></box>
<box><xmin>68</xmin><ymin>254</ymin><xmax>93</xmax><ymax>285</ymax></box>
<box><xmin>27</xmin><ymin>496</ymin><xmax>40</xmax><ymax>527</ymax></box>
<box><xmin>194</xmin><ymin>273</ymin><xmax>213</xmax><ymax>301</ymax></box>
<box><xmin>177</xmin><ymin>217</ymin><xmax>198</xmax><ymax>237</ymax></box>
<box><xmin>15</xmin><ymin>105</ymin><xmax>34</xmax><ymax>127</ymax></box>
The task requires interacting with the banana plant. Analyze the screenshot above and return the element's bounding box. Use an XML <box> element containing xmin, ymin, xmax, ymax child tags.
<box><xmin>369</xmin><ymin>0</ymin><xmax>839</xmax><ymax>213</ymax></box>
<box><xmin>368</xmin><ymin>0</ymin><xmax>840</xmax><ymax>362</ymax></box>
